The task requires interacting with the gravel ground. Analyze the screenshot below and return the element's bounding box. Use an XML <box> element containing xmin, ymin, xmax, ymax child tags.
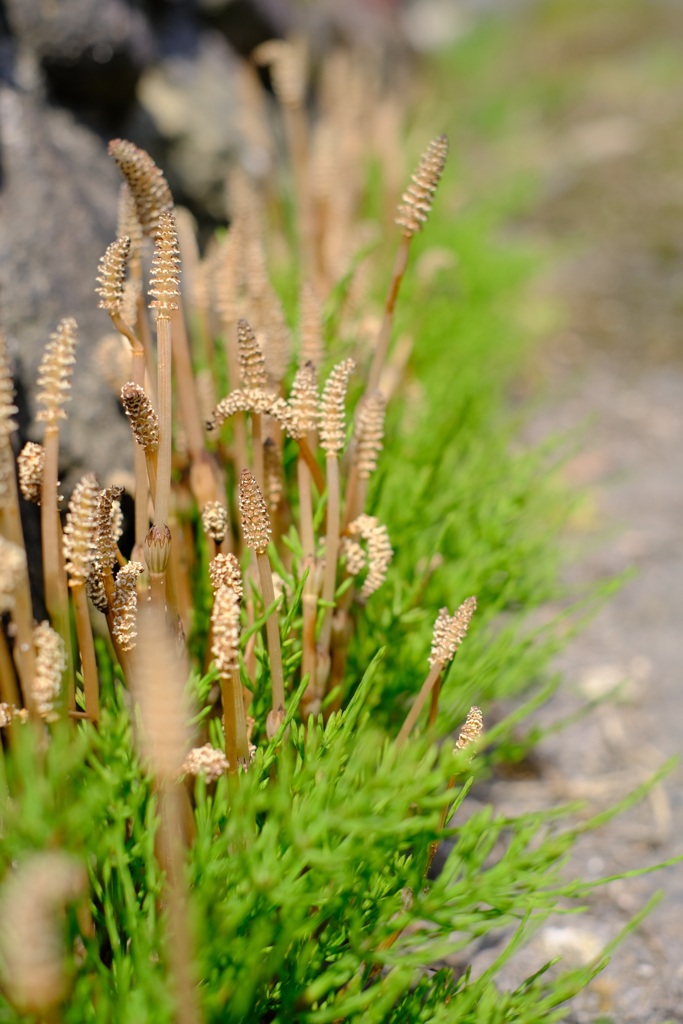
<box><xmin>460</xmin><ymin>3</ymin><xmax>683</xmax><ymax>1019</ymax></box>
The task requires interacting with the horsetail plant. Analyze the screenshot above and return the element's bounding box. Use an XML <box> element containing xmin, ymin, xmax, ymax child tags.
<box><xmin>0</xmin><ymin>45</ymin><xmax>625</xmax><ymax>1019</ymax></box>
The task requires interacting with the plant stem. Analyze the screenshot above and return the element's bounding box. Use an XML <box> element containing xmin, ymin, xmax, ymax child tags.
<box><xmin>0</xmin><ymin>487</ymin><xmax>37</xmax><ymax>714</ymax></box>
<box><xmin>157</xmin><ymin>781</ymin><xmax>201</xmax><ymax>1024</ymax></box>
<box><xmin>297</xmin><ymin>436</ymin><xmax>325</xmax><ymax>494</ymax></box>
<box><xmin>41</xmin><ymin>424</ymin><xmax>74</xmax><ymax>705</ymax></box>
<box><xmin>154</xmin><ymin>316</ymin><xmax>172</xmax><ymax>530</ymax></box>
<box><xmin>71</xmin><ymin>583</ymin><xmax>100</xmax><ymax>723</ymax></box>
<box><xmin>366</xmin><ymin>233</ymin><xmax>411</xmax><ymax>395</ymax></box>
<box><xmin>395</xmin><ymin>662</ymin><xmax>443</xmax><ymax>749</ymax></box>
<box><xmin>317</xmin><ymin>455</ymin><xmax>340</xmax><ymax>691</ymax></box>
<box><xmin>255</xmin><ymin>550</ymin><xmax>285</xmax><ymax>737</ymax></box>
<box><xmin>298</xmin><ymin>455</ymin><xmax>318</xmax><ymax>715</ymax></box>
<box><xmin>221</xmin><ymin>667</ymin><xmax>250</xmax><ymax>770</ymax></box>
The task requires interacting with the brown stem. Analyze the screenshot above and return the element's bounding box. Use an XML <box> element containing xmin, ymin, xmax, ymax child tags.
<box><xmin>221</xmin><ymin>666</ymin><xmax>250</xmax><ymax>771</ymax></box>
<box><xmin>0</xmin><ymin>482</ymin><xmax>36</xmax><ymax>713</ymax></box>
<box><xmin>0</xmin><ymin>628</ymin><xmax>20</xmax><ymax>744</ymax></box>
<box><xmin>252</xmin><ymin>412</ymin><xmax>264</xmax><ymax>491</ymax></box>
<box><xmin>172</xmin><ymin>305</ymin><xmax>222</xmax><ymax>514</ymax></box>
<box><xmin>297</xmin><ymin>436</ymin><xmax>325</xmax><ymax>495</ymax></box>
<box><xmin>41</xmin><ymin>425</ymin><xmax>74</xmax><ymax>704</ymax></box>
<box><xmin>255</xmin><ymin>550</ymin><xmax>285</xmax><ymax>737</ymax></box>
<box><xmin>297</xmin><ymin>456</ymin><xmax>317</xmax><ymax>715</ymax></box>
<box><xmin>317</xmin><ymin>455</ymin><xmax>340</xmax><ymax>692</ymax></box>
<box><xmin>428</xmin><ymin>677</ymin><xmax>442</xmax><ymax>730</ymax></box>
<box><xmin>129</xmin><ymin>332</ymin><xmax>151</xmax><ymax>552</ymax></box>
<box><xmin>283</xmin><ymin>105</ymin><xmax>315</xmax><ymax>281</ymax></box>
<box><xmin>395</xmin><ymin>662</ymin><xmax>443</xmax><ymax>749</ymax></box>
<box><xmin>157</xmin><ymin>781</ymin><xmax>201</xmax><ymax>1024</ymax></box>
<box><xmin>71</xmin><ymin>583</ymin><xmax>100</xmax><ymax>723</ymax></box>
<box><xmin>366</xmin><ymin>234</ymin><xmax>412</xmax><ymax>395</ymax></box>
<box><xmin>154</xmin><ymin>315</ymin><xmax>172</xmax><ymax>530</ymax></box>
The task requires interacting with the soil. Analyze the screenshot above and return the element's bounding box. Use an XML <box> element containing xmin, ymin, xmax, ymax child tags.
<box><xmin>460</xmin><ymin>2</ymin><xmax>683</xmax><ymax>1020</ymax></box>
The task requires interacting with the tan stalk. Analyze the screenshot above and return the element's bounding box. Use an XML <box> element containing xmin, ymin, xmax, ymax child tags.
<box><xmin>63</xmin><ymin>473</ymin><xmax>100</xmax><ymax>721</ymax></box>
<box><xmin>0</xmin><ymin>535</ymin><xmax>26</xmax><ymax>715</ymax></box>
<box><xmin>238</xmin><ymin>469</ymin><xmax>285</xmax><ymax>738</ymax></box>
<box><xmin>215</xmin><ymin>216</ymin><xmax>250</xmax><ymax>480</ymax></box>
<box><xmin>0</xmin><ymin>338</ymin><xmax>37</xmax><ymax>710</ymax></box>
<box><xmin>254</xmin><ymin>38</ymin><xmax>314</xmax><ymax>278</ymax></box>
<box><xmin>396</xmin><ymin>596</ymin><xmax>477</xmax><ymax>748</ymax></box>
<box><xmin>366</xmin><ymin>135</ymin><xmax>448</xmax><ymax>395</ymax></box>
<box><xmin>237</xmin><ymin>318</ymin><xmax>268</xmax><ymax>488</ymax></box>
<box><xmin>149</xmin><ymin>210</ymin><xmax>180</xmax><ymax>530</ymax></box>
<box><xmin>342</xmin><ymin>390</ymin><xmax>385</xmax><ymax>530</ymax></box>
<box><xmin>316</xmin><ymin>359</ymin><xmax>354</xmax><ymax>692</ymax></box>
<box><xmin>36</xmin><ymin>317</ymin><xmax>77</xmax><ymax>699</ymax></box>
<box><xmin>92</xmin><ymin>485</ymin><xmax>132</xmax><ymax>677</ymax></box>
<box><xmin>131</xmin><ymin>604</ymin><xmax>200</xmax><ymax>1024</ymax></box>
<box><xmin>263</xmin><ymin>436</ymin><xmax>287</xmax><ymax>548</ymax></box>
<box><xmin>289</xmin><ymin>362</ymin><xmax>319</xmax><ymax>711</ymax></box>
<box><xmin>96</xmin><ymin>235</ymin><xmax>151</xmax><ymax>555</ymax></box>
<box><xmin>211</xmin><ymin>578</ymin><xmax>250</xmax><ymax>770</ymax></box>
<box><xmin>299</xmin><ymin>280</ymin><xmax>324</xmax><ymax>370</ymax></box>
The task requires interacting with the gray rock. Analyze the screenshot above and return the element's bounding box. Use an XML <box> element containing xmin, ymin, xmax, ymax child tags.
<box><xmin>0</xmin><ymin>85</ymin><xmax>131</xmax><ymax>493</ymax></box>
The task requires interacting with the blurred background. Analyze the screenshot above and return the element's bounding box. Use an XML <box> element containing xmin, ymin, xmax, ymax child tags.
<box><xmin>1</xmin><ymin>1</ymin><xmax>682</xmax><ymax>1019</ymax></box>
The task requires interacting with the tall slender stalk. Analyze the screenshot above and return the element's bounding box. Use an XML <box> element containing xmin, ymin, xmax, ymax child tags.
<box><xmin>238</xmin><ymin>470</ymin><xmax>285</xmax><ymax>739</ymax></box>
<box><xmin>316</xmin><ymin>359</ymin><xmax>354</xmax><ymax>692</ymax></box>
<box><xmin>396</xmin><ymin>598</ymin><xmax>477</xmax><ymax>748</ymax></box>
<box><xmin>36</xmin><ymin>318</ymin><xmax>77</xmax><ymax>703</ymax></box>
<box><xmin>366</xmin><ymin>135</ymin><xmax>449</xmax><ymax>396</ymax></box>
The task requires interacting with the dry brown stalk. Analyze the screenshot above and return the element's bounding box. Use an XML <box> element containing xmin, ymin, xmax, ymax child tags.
<box><xmin>0</xmin><ymin>336</ymin><xmax>37</xmax><ymax>709</ymax></box>
<box><xmin>396</xmin><ymin>596</ymin><xmax>477</xmax><ymax>748</ymax></box>
<box><xmin>149</xmin><ymin>210</ymin><xmax>180</xmax><ymax>529</ymax></box>
<box><xmin>37</xmin><ymin>317</ymin><xmax>77</xmax><ymax>700</ymax></box>
<box><xmin>131</xmin><ymin>604</ymin><xmax>200</xmax><ymax>1024</ymax></box>
<box><xmin>237</xmin><ymin>317</ymin><xmax>268</xmax><ymax>488</ymax></box>
<box><xmin>316</xmin><ymin>358</ymin><xmax>355</xmax><ymax>692</ymax></box>
<box><xmin>299</xmin><ymin>280</ymin><xmax>325</xmax><ymax>370</ymax></box>
<box><xmin>343</xmin><ymin>390</ymin><xmax>385</xmax><ymax>529</ymax></box>
<box><xmin>366</xmin><ymin>135</ymin><xmax>448</xmax><ymax>395</ymax></box>
<box><xmin>253</xmin><ymin>38</ymin><xmax>314</xmax><ymax>277</ymax></box>
<box><xmin>63</xmin><ymin>473</ymin><xmax>101</xmax><ymax>721</ymax></box>
<box><xmin>289</xmin><ymin>363</ymin><xmax>319</xmax><ymax>691</ymax></box>
<box><xmin>238</xmin><ymin>469</ymin><xmax>285</xmax><ymax>739</ymax></box>
<box><xmin>215</xmin><ymin>215</ymin><xmax>251</xmax><ymax>481</ymax></box>
<box><xmin>211</xmin><ymin>580</ymin><xmax>250</xmax><ymax>769</ymax></box>
<box><xmin>0</xmin><ymin>535</ymin><xmax>26</xmax><ymax>713</ymax></box>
